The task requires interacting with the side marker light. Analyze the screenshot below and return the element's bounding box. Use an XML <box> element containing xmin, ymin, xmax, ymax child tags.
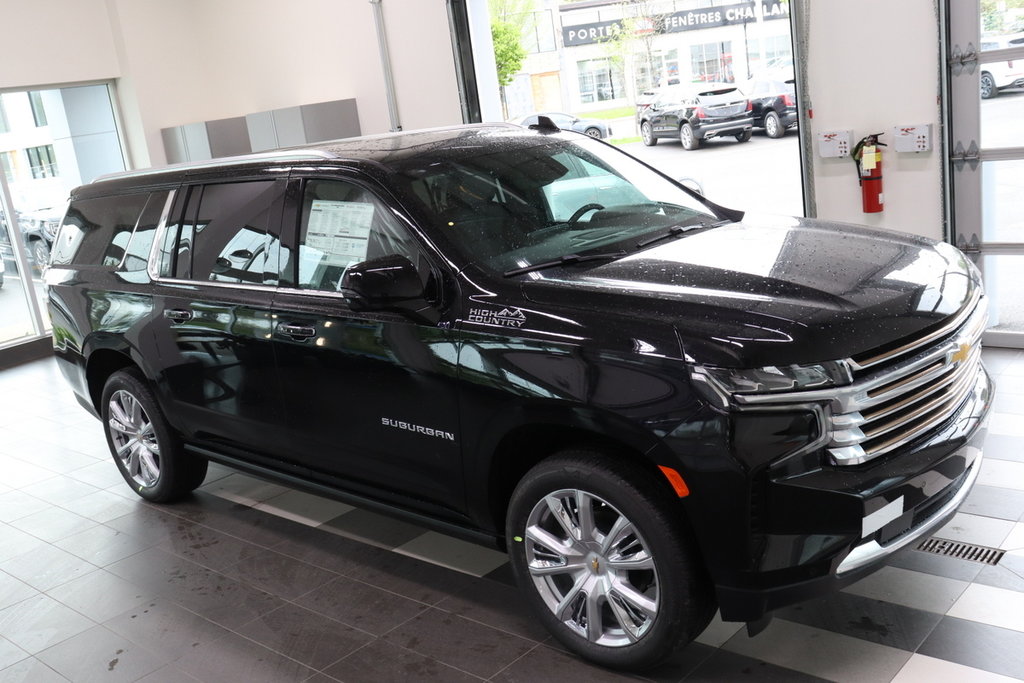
<box><xmin>658</xmin><ymin>466</ymin><xmax>690</xmax><ymax>497</ymax></box>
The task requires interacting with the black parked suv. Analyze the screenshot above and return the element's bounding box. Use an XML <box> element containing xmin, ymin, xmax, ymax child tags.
<box><xmin>48</xmin><ymin>123</ymin><xmax>990</xmax><ymax>670</ymax></box>
<box><xmin>744</xmin><ymin>77</ymin><xmax>798</xmax><ymax>138</ymax></box>
<box><xmin>638</xmin><ymin>83</ymin><xmax>753</xmax><ymax>149</ymax></box>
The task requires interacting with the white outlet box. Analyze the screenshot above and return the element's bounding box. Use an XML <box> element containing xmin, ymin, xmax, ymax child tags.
<box><xmin>892</xmin><ymin>124</ymin><xmax>932</xmax><ymax>152</ymax></box>
<box><xmin>817</xmin><ymin>130</ymin><xmax>852</xmax><ymax>158</ymax></box>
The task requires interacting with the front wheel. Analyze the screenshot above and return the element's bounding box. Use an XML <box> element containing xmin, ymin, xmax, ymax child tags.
<box><xmin>679</xmin><ymin>123</ymin><xmax>701</xmax><ymax>150</ymax></box>
<box><xmin>641</xmin><ymin>121</ymin><xmax>657</xmax><ymax>146</ymax></box>
<box><xmin>584</xmin><ymin>127</ymin><xmax>602</xmax><ymax>139</ymax></box>
<box><xmin>102</xmin><ymin>369</ymin><xmax>208</xmax><ymax>502</ymax></box>
<box><xmin>506</xmin><ymin>451</ymin><xmax>714</xmax><ymax>669</ymax></box>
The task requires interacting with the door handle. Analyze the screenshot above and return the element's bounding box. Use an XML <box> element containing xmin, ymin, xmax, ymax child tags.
<box><xmin>163</xmin><ymin>309</ymin><xmax>193</xmax><ymax>323</ymax></box>
<box><xmin>278</xmin><ymin>323</ymin><xmax>317</xmax><ymax>341</ymax></box>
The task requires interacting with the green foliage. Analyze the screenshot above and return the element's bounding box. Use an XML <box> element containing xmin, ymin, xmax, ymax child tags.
<box><xmin>492</xmin><ymin>21</ymin><xmax>527</xmax><ymax>87</ymax></box>
<box><xmin>982</xmin><ymin>0</ymin><xmax>1024</xmax><ymax>32</ymax></box>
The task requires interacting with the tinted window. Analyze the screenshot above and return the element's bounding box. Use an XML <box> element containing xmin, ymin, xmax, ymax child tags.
<box><xmin>160</xmin><ymin>181</ymin><xmax>284</xmax><ymax>284</ymax></box>
<box><xmin>295</xmin><ymin>178</ymin><xmax>427</xmax><ymax>291</ymax></box>
<box><xmin>52</xmin><ymin>193</ymin><xmax>150</xmax><ymax>266</ymax></box>
<box><xmin>118</xmin><ymin>191</ymin><xmax>168</xmax><ymax>272</ymax></box>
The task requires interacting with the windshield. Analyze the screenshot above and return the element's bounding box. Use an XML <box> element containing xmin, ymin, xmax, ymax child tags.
<box><xmin>395</xmin><ymin>133</ymin><xmax>717</xmax><ymax>274</ymax></box>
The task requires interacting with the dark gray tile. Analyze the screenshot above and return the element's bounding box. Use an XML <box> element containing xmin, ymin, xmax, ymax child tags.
<box><xmin>324</xmin><ymin>639</ymin><xmax>482</xmax><ymax>683</ymax></box>
<box><xmin>36</xmin><ymin>625</ymin><xmax>167</xmax><ymax>682</ymax></box>
<box><xmin>490</xmin><ymin>643</ymin><xmax>646</xmax><ymax>682</ymax></box>
<box><xmin>683</xmin><ymin>648</ymin><xmax>835</xmax><ymax>682</ymax></box>
<box><xmin>104</xmin><ymin>599</ymin><xmax>231</xmax><ymax>662</ymax></box>
<box><xmin>984</xmin><ymin>434</ymin><xmax>1024</xmax><ymax>464</ymax></box>
<box><xmin>104</xmin><ymin>506</ymin><xmax>200</xmax><ymax>547</ymax></box>
<box><xmin>338</xmin><ymin>543</ymin><xmax>479</xmax><ymax>606</ymax></box>
<box><xmin>20</xmin><ymin>476</ymin><xmax>100</xmax><ymax>507</ymax></box>
<box><xmin>60</xmin><ymin>490</ymin><xmax>138</xmax><ymax>524</ymax></box>
<box><xmin>974</xmin><ymin>553</ymin><xmax>1024</xmax><ymax>592</ymax></box>
<box><xmin>918</xmin><ymin>616</ymin><xmax>1024</xmax><ymax>679</ymax></box>
<box><xmin>106</xmin><ymin>547</ymin><xmax>284</xmax><ymax>630</ymax></box>
<box><xmin>382</xmin><ymin>608</ymin><xmax>535</xmax><ymax>679</ymax></box>
<box><xmin>0</xmin><ymin>545</ymin><xmax>97</xmax><ymax>592</ymax></box>
<box><xmin>54</xmin><ymin>524</ymin><xmax>154</xmax><ymax>566</ymax></box>
<box><xmin>885</xmin><ymin>547</ymin><xmax>984</xmax><ymax>582</ymax></box>
<box><xmin>774</xmin><ymin>591</ymin><xmax>941</xmax><ymax>651</ymax></box>
<box><xmin>175</xmin><ymin>632</ymin><xmax>315</xmax><ymax>683</ymax></box>
<box><xmin>961</xmin><ymin>484</ymin><xmax>1024</xmax><ymax>521</ymax></box>
<box><xmin>66</xmin><ymin>462</ymin><xmax>125</xmax><ymax>490</ymax></box>
<box><xmin>0</xmin><ymin>594</ymin><xmax>94</xmax><ymax>654</ymax></box>
<box><xmin>220</xmin><ymin>548</ymin><xmax>338</xmax><ymax>600</ymax></box>
<box><xmin>321</xmin><ymin>508</ymin><xmax>428</xmax><ymax>548</ymax></box>
<box><xmin>482</xmin><ymin>561</ymin><xmax>516</xmax><ymax>587</ymax></box>
<box><xmin>434</xmin><ymin>575</ymin><xmax>552</xmax><ymax>643</ymax></box>
<box><xmin>135</xmin><ymin>664</ymin><xmax>201</xmax><ymax>682</ymax></box>
<box><xmin>642</xmin><ymin>641</ymin><xmax>717</xmax><ymax>683</ymax></box>
<box><xmin>297</xmin><ymin>576</ymin><xmax>428</xmax><ymax>636</ymax></box>
<box><xmin>47</xmin><ymin>570</ymin><xmax>154</xmax><ymax>623</ymax></box>
<box><xmin>236</xmin><ymin>604</ymin><xmax>373</xmax><ymax>670</ymax></box>
<box><xmin>6</xmin><ymin>507</ymin><xmax>96</xmax><ymax>545</ymax></box>
<box><xmin>157</xmin><ymin>522</ymin><xmax>262</xmax><ymax>571</ymax></box>
<box><xmin>271</xmin><ymin>524</ymin><xmax>379</xmax><ymax>574</ymax></box>
<box><xmin>168</xmin><ymin>492</ymin><xmax>303</xmax><ymax>548</ymax></box>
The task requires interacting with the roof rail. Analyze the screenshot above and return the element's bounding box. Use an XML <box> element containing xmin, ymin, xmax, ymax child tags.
<box><xmin>92</xmin><ymin>149</ymin><xmax>338</xmax><ymax>184</ymax></box>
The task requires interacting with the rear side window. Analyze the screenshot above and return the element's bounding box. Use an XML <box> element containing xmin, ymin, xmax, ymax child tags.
<box><xmin>157</xmin><ymin>180</ymin><xmax>285</xmax><ymax>285</ymax></box>
<box><xmin>52</xmin><ymin>193</ymin><xmax>151</xmax><ymax>266</ymax></box>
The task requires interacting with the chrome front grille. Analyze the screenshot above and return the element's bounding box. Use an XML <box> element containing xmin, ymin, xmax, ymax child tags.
<box><xmin>828</xmin><ymin>295</ymin><xmax>987</xmax><ymax>465</ymax></box>
<box><xmin>733</xmin><ymin>293</ymin><xmax>988</xmax><ymax>467</ymax></box>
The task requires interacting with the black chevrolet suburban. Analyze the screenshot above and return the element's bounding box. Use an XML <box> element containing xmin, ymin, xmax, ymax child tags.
<box><xmin>47</xmin><ymin>123</ymin><xmax>990</xmax><ymax>670</ymax></box>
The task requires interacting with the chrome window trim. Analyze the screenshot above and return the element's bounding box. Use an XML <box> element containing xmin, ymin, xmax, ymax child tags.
<box><xmin>146</xmin><ymin>190</ymin><xmax>177</xmax><ymax>281</ymax></box>
<box><xmin>95</xmin><ymin>150</ymin><xmax>336</xmax><ymax>184</ymax></box>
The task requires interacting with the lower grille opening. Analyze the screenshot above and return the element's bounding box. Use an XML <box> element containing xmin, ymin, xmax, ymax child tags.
<box><xmin>916</xmin><ymin>537</ymin><xmax>1005</xmax><ymax>565</ymax></box>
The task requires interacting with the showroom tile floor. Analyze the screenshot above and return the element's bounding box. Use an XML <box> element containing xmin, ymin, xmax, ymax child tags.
<box><xmin>0</xmin><ymin>349</ymin><xmax>1021</xmax><ymax>682</ymax></box>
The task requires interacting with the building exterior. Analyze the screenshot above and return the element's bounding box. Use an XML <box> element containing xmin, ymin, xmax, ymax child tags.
<box><xmin>503</xmin><ymin>0</ymin><xmax>792</xmax><ymax>119</ymax></box>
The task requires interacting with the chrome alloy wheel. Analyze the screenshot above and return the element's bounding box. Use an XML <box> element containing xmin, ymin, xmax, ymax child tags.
<box><xmin>524</xmin><ymin>488</ymin><xmax>660</xmax><ymax>647</ymax></box>
<box><xmin>107</xmin><ymin>389</ymin><xmax>161</xmax><ymax>488</ymax></box>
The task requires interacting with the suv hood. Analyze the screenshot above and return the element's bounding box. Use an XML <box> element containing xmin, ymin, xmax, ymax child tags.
<box><xmin>521</xmin><ymin>215</ymin><xmax>979</xmax><ymax>368</ymax></box>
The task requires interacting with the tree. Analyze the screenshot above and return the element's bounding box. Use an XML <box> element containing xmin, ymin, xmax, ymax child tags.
<box><xmin>492</xmin><ymin>21</ymin><xmax>527</xmax><ymax>87</ymax></box>
<box><xmin>599</xmin><ymin>0</ymin><xmax>674</xmax><ymax>101</ymax></box>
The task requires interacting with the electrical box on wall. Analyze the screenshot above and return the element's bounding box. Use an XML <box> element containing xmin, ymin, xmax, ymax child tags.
<box><xmin>817</xmin><ymin>130</ymin><xmax>852</xmax><ymax>158</ymax></box>
<box><xmin>891</xmin><ymin>124</ymin><xmax>932</xmax><ymax>152</ymax></box>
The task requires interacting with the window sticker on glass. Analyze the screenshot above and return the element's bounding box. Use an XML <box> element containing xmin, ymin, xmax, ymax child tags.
<box><xmin>306</xmin><ymin>200</ymin><xmax>374</xmax><ymax>265</ymax></box>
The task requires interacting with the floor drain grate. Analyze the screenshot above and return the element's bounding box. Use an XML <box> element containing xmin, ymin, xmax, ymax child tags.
<box><xmin>916</xmin><ymin>537</ymin><xmax>1004</xmax><ymax>565</ymax></box>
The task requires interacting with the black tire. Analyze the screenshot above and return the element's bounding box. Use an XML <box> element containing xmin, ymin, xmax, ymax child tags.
<box><xmin>29</xmin><ymin>239</ymin><xmax>50</xmax><ymax>274</ymax></box>
<box><xmin>506</xmin><ymin>450</ymin><xmax>715</xmax><ymax>670</ymax></box>
<box><xmin>981</xmin><ymin>72</ymin><xmax>997</xmax><ymax>99</ymax></box>
<box><xmin>584</xmin><ymin>127</ymin><xmax>602</xmax><ymax>139</ymax></box>
<box><xmin>641</xmin><ymin>121</ymin><xmax>657</xmax><ymax>146</ymax></box>
<box><xmin>679</xmin><ymin>123</ymin><xmax>700</xmax><ymax>150</ymax></box>
<box><xmin>101</xmin><ymin>368</ymin><xmax>208</xmax><ymax>503</ymax></box>
<box><xmin>735</xmin><ymin>129</ymin><xmax>752</xmax><ymax>143</ymax></box>
<box><xmin>764</xmin><ymin>110</ymin><xmax>784</xmax><ymax>139</ymax></box>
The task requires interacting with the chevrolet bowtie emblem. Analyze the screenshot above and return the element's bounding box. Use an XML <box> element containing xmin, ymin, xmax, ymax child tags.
<box><xmin>950</xmin><ymin>342</ymin><xmax>971</xmax><ymax>364</ymax></box>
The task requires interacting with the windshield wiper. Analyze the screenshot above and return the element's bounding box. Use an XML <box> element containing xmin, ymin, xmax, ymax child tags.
<box><xmin>636</xmin><ymin>219</ymin><xmax>729</xmax><ymax>249</ymax></box>
<box><xmin>503</xmin><ymin>250</ymin><xmax>627</xmax><ymax>277</ymax></box>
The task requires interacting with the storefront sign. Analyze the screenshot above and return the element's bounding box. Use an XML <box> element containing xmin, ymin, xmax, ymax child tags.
<box><xmin>562</xmin><ymin>0</ymin><xmax>787</xmax><ymax>46</ymax></box>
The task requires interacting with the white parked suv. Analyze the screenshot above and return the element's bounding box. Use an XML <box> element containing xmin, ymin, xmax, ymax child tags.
<box><xmin>980</xmin><ymin>32</ymin><xmax>1024</xmax><ymax>99</ymax></box>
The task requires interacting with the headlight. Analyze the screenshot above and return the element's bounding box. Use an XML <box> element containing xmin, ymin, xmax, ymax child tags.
<box><xmin>698</xmin><ymin>360</ymin><xmax>852</xmax><ymax>395</ymax></box>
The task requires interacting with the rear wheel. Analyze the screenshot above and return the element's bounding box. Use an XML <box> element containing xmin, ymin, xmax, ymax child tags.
<box><xmin>102</xmin><ymin>369</ymin><xmax>208</xmax><ymax>502</ymax></box>
<box><xmin>29</xmin><ymin>239</ymin><xmax>50</xmax><ymax>275</ymax></box>
<box><xmin>735</xmin><ymin>129</ymin><xmax>752</xmax><ymax>143</ymax></box>
<box><xmin>764</xmin><ymin>110</ymin><xmax>784</xmax><ymax>138</ymax></box>
<box><xmin>980</xmin><ymin>72</ymin><xmax>997</xmax><ymax>99</ymax></box>
<box><xmin>584</xmin><ymin>127</ymin><xmax>602</xmax><ymax>139</ymax></box>
<box><xmin>679</xmin><ymin>123</ymin><xmax>700</xmax><ymax>150</ymax></box>
<box><xmin>641</xmin><ymin>121</ymin><xmax>657</xmax><ymax>146</ymax></box>
<box><xmin>506</xmin><ymin>450</ymin><xmax>714</xmax><ymax>670</ymax></box>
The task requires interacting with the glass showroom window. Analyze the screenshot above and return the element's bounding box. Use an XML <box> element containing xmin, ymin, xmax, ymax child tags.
<box><xmin>521</xmin><ymin>10</ymin><xmax>556</xmax><ymax>53</ymax></box>
<box><xmin>691</xmin><ymin>41</ymin><xmax>734</xmax><ymax>83</ymax></box>
<box><xmin>26</xmin><ymin>145</ymin><xmax>58</xmax><ymax>179</ymax></box>
<box><xmin>577</xmin><ymin>58</ymin><xmax>625</xmax><ymax>103</ymax></box>
<box><xmin>0</xmin><ymin>83</ymin><xmax>127</xmax><ymax>352</ymax></box>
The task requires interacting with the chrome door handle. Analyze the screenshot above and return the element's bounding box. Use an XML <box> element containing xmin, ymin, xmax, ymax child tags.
<box><xmin>164</xmin><ymin>309</ymin><xmax>193</xmax><ymax>323</ymax></box>
<box><xmin>278</xmin><ymin>323</ymin><xmax>317</xmax><ymax>340</ymax></box>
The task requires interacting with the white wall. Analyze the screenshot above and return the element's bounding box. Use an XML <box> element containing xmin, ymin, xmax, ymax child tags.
<box><xmin>802</xmin><ymin>0</ymin><xmax>945</xmax><ymax>241</ymax></box>
<box><xmin>0</xmin><ymin>0</ymin><xmax>464</xmax><ymax>168</ymax></box>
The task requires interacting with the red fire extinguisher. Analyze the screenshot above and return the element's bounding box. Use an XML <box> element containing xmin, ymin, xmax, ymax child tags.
<box><xmin>852</xmin><ymin>133</ymin><xmax>886</xmax><ymax>213</ymax></box>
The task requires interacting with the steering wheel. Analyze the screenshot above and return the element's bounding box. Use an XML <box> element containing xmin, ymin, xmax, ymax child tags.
<box><xmin>567</xmin><ymin>203</ymin><xmax>605</xmax><ymax>227</ymax></box>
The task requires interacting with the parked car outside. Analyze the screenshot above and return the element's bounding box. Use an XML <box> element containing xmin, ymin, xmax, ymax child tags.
<box><xmin>0</xmin><ymin>206</ymin><xmax>60</xmax><ymax>274</ymax></box>
<box><xmin>980</xmin><ymin>32</ymin><xmax>1024</xmax><ymax>98</ymax></box>
<box><xmin>743</xmin><ymin>77</ymin><xmax>798</xmax><ymax>138</ymax></box>
<box><xmin>517</xmin><ymin>112</ymin><xmax>611</xmax><ymax>138</ymax></box>
<box><xmin>48</xmin><ymin>125</ymin><xmax>990</xmax><ymax>670</ymax></box>
<box><xmin>638</xmin><ymin>83</ymin><xmax>753</xmax><ymax>149</ymax></box>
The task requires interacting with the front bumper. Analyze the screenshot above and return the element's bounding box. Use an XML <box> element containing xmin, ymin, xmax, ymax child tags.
<box><xmin>710</xmin><ymin>365</ymin><xmax>991</xmax><ymax>622</ymax></box>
